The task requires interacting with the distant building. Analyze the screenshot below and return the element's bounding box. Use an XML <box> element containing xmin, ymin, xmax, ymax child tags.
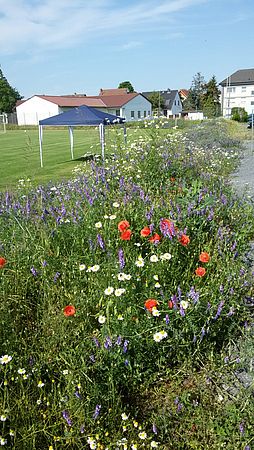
<box><xmin>142</xmin><ymin>89</ymin><xmax>182</xmax><ymax>118</ymax></box>
<box><xmin>220</xmin><ymin>69</ymin><xmax>254</xmax><ymax>117</ymax></box>
<box><xmin>179</xmin><ymin>89</ymin><xmax>189</xmax><ymax>102</ymax></box>
<box><xmin>16</xmin><ymin>91</ymin><xmax>152</xmax><ymax>125</ymax></box>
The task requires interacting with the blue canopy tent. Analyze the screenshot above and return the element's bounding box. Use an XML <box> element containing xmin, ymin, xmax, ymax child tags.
<box><xmin>38</xmin><ymin>105</ymin><xmax>126</xmax><ymax>168</ymax></box>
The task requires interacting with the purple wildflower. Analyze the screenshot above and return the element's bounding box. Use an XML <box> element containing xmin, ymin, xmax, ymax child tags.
<box><xmin>93</xmin><ymin>404</ymin><xmax>101</xmax><ymax>419</ymax></box>
<box><xmin>123</xmin><ymin>340</ymin><xmax>129</xmax><ymax>353</ymax></box>
<box><xmin>62</xmin><ymin>410</ymin><xmax>72</xmax><ymax>426</ymax></box>
<box><xmin>152</xmin><ymin>423</ymin><xmax>158</xmax><ymax>434</ymax></box>
<box><xmin>214</xmin><ymin>301</ymin><xmax>224</xmax><ymax>320</ymax></box>
<box><xmin>165</xmin><ymin>314</ymin><xmax>170</xmax><ymax>325</ymax></box>
<box><xmin>75</xmin><ymin>390</ymin><xmax>82</xmax><ymax>400</ymax></box>
<box><xmin>104</xmin><ymin>336</ymin><xmax>112</xmax><ymax>350</ymax></box>
<box><xmin>97</xmin><ymin>233</ymin><xmax>105</xmax><ymax>250</ymax></box>
<box><xmin>89</xmin><ymin>354</ymin><xmax>95</xmax><ymax>363</ymax></box>
<box><xmin>115</xmin><ymin>336</ymin><xmax>122</xmax><ymax>346</ymax></box>
<box><xmin>118</xmin><ymin>248</ymin><xmax>125</xmax><ymax>269</ymax></box>
<box><xmin>31</xmin><ymin>266</ymin><xmax>38</xmax><ymax>277</ymax></box>
<box><xmin>124</xmin><ymin>359</ymin><xmax>129</xmax><ymax>366</ymax></box>
<box><xmin>42</xmin><ymin>260</ymin><xmax>47</xmax><ymax>267</ymax></box>
<box><xmin>80</xmin><ymin>424</ymin><xmax>85</xmax><ymax>434</ymax></box>
<box><xmin>239</xmin><ymin>422</ymin><xmax>244</xmax><ymax>434</ymax></box>
<box><xmin>53</xmin><ymin>272</ymin><xmax>61</xmax><ymax>283</ymax></box>
<box><xmin>188</xmin><ymin>286</ymin><xmax>199</xmax><ymax>304</ymax></box>
<box><xmin>93</xmin><ymin>337</ymin><xmax>100</xmax><ymax>348</ymax></box>
<box><xmin>179</xmin><ymin>305</ymin><xmax>185</xmax><ymax>317</ymax></box>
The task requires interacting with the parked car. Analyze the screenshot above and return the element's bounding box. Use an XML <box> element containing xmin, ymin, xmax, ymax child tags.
<box><xmin>247</xmin><ymin>114</ymin><xmax>254</xmax><ymax>128</ymax></box>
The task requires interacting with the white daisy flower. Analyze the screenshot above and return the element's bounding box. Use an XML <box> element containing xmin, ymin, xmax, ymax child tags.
<box><xmin>180</xmin><ymin>300</ymin><xmax>189</xmax><ymax>310</ymax></box>
<box><xmin>152</xmin><ymin>308</ymin><xmax>160</xmax><ymax>317</ymax></box>
<box><xmin>160</xmin><ymin>253</ymin><xmax>172</xmax><ymax>261</ymax></box>
<box><xmin>0</xmin><ymin>355</ymin><xmax>12</xmax><ymax>365</ymax></box>
<box><xmin>135</xmin><ymin>258</ymin><xmax>144</xmax><ymax>267</ymax></box>
<box><xmin>79</xmin><ymin>264</ymin><xmax>86</xmax><ymax>271</ymax></box>
<box><xmin>115</xmin><ymin>288</ymin><xmax>126</xmax><ymax>297</ymax></box>
<box><xmin>17</xmin><ymin>368</ymin><xmax>26</xmax><ymax>375</ymax></box>
<box><xmin>0</xmin><ymin>415</ymin><xmax>7</xmax><ymax>422</ymax></box>
<box><xmin>153</xmin><ymin>332</ymin><xmax>162</xmax><ymax>342</ymax></box>
<box><xmin>37</xmin><ymin>381</ymin><xmax>45</xmax><ymax>388</ymax></box>
<box><xmin>138</xmin><ymin>431</ymin><xmax>147</xmax><ymax>439</ymax></box>
<box><xmin>117</xmin><ymin>273</ymin><xmax>126</xmax><ymax>281</ymax></box>
<box><xmin>0</xmin><ymin>438</ymin><xmax>7</xmax><ymax>446</ymax></box>
<box><xmin>151</xmin><ymin>441</ymin><xmax>159</xmax><ymax>448</ymax></box>
<box><xmin>154</xmin><ymin>282</ymin><xmax>161</xmax><ymax>288</ymax></box>
<box><xmin>104</xmin><ymin>215</ymin><xmax>109</xmax><ymax>219</ymax></box>
<box><xmin>62</xmin><ymin>369</ymin><xmax>69</xmax><ymax>375</ymax></box>
<box><xmin>153</xmin><ymin>275</ymin><xmax>159</xmax><ymax>281</ymax></box>
<box><xmin>150</xmin><ymin>255</ymin><xmax>159</xmax><ymax>263</ymax></box>
<box><xmin>109</xmin><ymin>214</ymin><xmax>116</xmax><ymax>220</ymax></box>
<box><xmin>117</xmin><ymin>314</ymin><xmax>124</xmax><ymax>320</ymax></box>
<box><xmin>121</xmin><ymin>413</ymin><xmax>129</xmax><ymax>420</ymax></box>
<box><xmin>104</xmin><ymin>286</ymin><xmax>114</xmax><ymax>295</ymax></box>
<box><xmin>112</xmin><ymin>202</ymin><xmax>120</xmax><ymax>208</ymax></box>
<box><xmin>125</xmin><ymin>274</ymin><xmax>132</xmax><ymax>280</ymax></box>
<box><xmin>131</xmin><ymin>445</ymin><xmax>138</xmax><ymax>450</ymax></box>
<box><xmin>95</xmin><ymin>222</ymin><xmax>102</xmax><ymax>228</ymax></box>
<box><xmin>159</xmin><ymin>330</ymin><xmax>168</xmax><ymax>339</ymax></box>
<box><xmin>98</xmin><ymin>315</ymin><xmax>106</xmax><ymax>324</ymax></box>
<box><xmin>91</xmin><ymin>265</ymin><xmax>100</xmax><ymax>272</ymax></box>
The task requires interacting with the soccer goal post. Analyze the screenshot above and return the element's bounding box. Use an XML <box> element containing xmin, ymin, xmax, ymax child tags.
<box><xmin>0</xmin><ymin>114</ymin><xmax>7</xmax><ymax>133</ymax></box>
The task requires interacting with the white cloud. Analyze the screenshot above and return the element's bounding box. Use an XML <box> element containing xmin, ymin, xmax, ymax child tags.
<box><xmin>0</xmin><ymin>0</ymin><xmax>207</xmax><ymax>54</ymax></box>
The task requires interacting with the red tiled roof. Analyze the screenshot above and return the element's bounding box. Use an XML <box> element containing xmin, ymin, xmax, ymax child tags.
<box><xmin>18</xmin><ymin>92</ymin><xmax>141</xmax><ymax>109</ymax></box>
<box><xmin>179</xmin><ymin>89</ymin><xmax>189</xmax><ymax>98</ymax></box>
<box><xmin>37</xmin><ymin>95</ymin><xmax>104</xmax><ymax>108</ymax></box>
<box><xmin>97</xmin><ymin>93</ymin><xmax>139</xmax><ymax>107</ymax></box>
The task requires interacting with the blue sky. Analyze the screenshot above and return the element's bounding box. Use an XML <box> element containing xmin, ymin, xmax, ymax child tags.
<box><xmin>0</xmin><ymin>0</ymin><xmax>253</xmax><ymax>98</ymax></box>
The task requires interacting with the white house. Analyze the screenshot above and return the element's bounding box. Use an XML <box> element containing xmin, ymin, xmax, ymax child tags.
<box><xmin>220</xmin><ymin>69</ymin><xmax>254</xmax><ymax>117</ymax></box>
<box><xmin>142</xmin><ymin>89</ymin><xmax>182</xmax><ymax>118</ymax></box>
<box><xmin>16</xmin><ymin>91</ymin><xmax>152</xmax><ymax>125</ymax></box>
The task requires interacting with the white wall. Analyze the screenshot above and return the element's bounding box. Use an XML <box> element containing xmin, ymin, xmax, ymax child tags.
<box><xmin>121</xmin><ymin>95</ymin><xmax>152</xmax><ymax>121</ymax></box>
<box><xmin>17</xmin><ymin>96</ymin><xmax>59</xmax><ymax>125</ymax></box>
<box><xmin>221</xmin><ymin>84</ymin><xmax>254</xmax><ymax>117</ymax></box>
<box><xmin>167</xmin><ymin>92</ymin><xmax>182</xmax><ymax>117</ymax></box>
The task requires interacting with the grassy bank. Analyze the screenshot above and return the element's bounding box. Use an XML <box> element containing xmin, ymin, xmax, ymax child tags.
<box><xmin>0</xmin><ymin>119</ymin><xmax>253</xmax><ymax>449</ymax></box>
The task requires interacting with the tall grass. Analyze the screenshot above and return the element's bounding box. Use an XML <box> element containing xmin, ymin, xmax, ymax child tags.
<box><xmin>0</xmin><ymin>119</ymin><xmax>253</xmax><ymax>449</ymax></box>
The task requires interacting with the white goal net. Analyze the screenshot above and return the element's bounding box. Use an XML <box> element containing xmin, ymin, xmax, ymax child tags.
<box><xmin>0</xmin><ymin>114</ymin><xmax>7</xmax><ymax>133</ymax></box>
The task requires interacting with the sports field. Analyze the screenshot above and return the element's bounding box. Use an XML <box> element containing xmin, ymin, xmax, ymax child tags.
<box><xmin>0</xmin><ymin>126</ymin><xmax>127</xmax><ymax>190</ymax></box>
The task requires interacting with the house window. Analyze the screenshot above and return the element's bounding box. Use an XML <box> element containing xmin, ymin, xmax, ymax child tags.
<box><xmin>251</xmin><ymin>91</ymin><xmax>254</xmax><ymax>95</ymax></box>
<box><xmin>148</xmin><ymin>111</ymin><xmax>150</xmax><ymax>116</ymax></box>
<box><xmin>131</xmin><ymin>111</ymin><xmax>135</xmax><ymax>119</ymax></box>
<box><xmin>242</xmin><ymin>86</ymin><xmax>246</xmax><ymax>92</ymax></box>
<box><xmin>174</xmin><ymin>100</ymin><xmax>176</xmax><ymax>105</ymax></box>
<box><xmin>116</xmin><ymin>109</ymin><xmax>120</xmax><ymax>116</ymax></box>
<box><xmin>138</xmin><ymin>111</ymin><xmax>141</xmax><ymax>119</ymax></box>
<box><xmin>178</xmin><ymin>101</ymin><xmax>180</xmax><ymax>105</ymax></box>
<box><xmin>227</xmin><ymin>87</ymin><xmax>235</xmax><ymax>93</ymax></box>
<box><xmin>251</xmin><ymin>101</ymin><xmax>254</xmax><ymax>105</ymax></box>
<box><xmin>144</xmin><ymin>111</ymin><xmax>146</xmax><ymax>117</ymax></box>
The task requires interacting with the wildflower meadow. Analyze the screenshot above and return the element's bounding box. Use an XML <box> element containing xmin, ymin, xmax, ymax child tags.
<box><xmin>0</xmin><ymin>119</ymin><xmax>254</xmax><ymax>449</ymax></box>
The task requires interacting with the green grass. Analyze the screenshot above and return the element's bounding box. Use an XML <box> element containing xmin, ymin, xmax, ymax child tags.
<box><xmin>0</xmin><ymin>127</ymin><xmax>128</xmax><ymax>190</ymax></box>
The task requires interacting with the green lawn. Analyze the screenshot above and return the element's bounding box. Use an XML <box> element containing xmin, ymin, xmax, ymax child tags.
<box><xmin>0</xmin><ymin>126</ymin><xmax>129</xmax><ymax>190</ymax></box>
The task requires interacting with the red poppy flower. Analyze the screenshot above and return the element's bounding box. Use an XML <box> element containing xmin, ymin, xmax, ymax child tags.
<box><xmin>199</xmin><ymin>252</ymin><xmax>210</xmax><ymax>263</ymax></box>
<box><xmin>140</xmin><ymin>226</ymin><xmax>151</xmax><ymax>237</ymax></box>
<box><xmin>0</xmin><ymin>257</ymin><xmax>6</xmax><ymax>268</ymax></box>
<box><xmin>179</xmin><ymin>234</ymin><xmax>190</xmax><ymax>246</ymax></box>
<box><xmin>195</xmin><ymin>267</ymin><xmax>206</xmax><ymax>277</ymax></box>
<box><xmin>168</xmin><ymin>300</ymin><xmax>173</xmax><ymax>309</ymax></box>
<box><xmin>149</xmin><ymin>233</ymin><xmax>161</xmax><ymax>243</ymax></box>
<box><xmin>145</xmin><ymin>299</ymin><xmax>158</xmax><ymax>312</ymax></box>
<box><xmin>63</xmin><ymin>305</ymin><xmax>76</xmax><ymax>317</ymax></box>
<box><xmin>120</xmin><ymin>229</ymin><xmax>132</xmax><ymax>240</ymax></box>
<box><xmin>118</xmin><ymin>220</ymin><xmax>130</xmax><ymax>232</ymax></box>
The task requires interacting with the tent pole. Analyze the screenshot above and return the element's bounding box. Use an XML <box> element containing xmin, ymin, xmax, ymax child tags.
<box><xmin>39</xmin><ymin>125</ymin><xmax>43</xmax><ymax>168</ymax></box>
<box><xmin>69</xmin><ymin>126</ymin><xmax>74</xmax><ymax>160</ymax></box>
<box><xmin>99</xmin><ymin>123</ymin><xmax>105</xmax><ymax>160</ymax></box>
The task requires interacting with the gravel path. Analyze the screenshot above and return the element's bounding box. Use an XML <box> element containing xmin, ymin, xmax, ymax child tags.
<box><xmin>231</xmin><ymin>140</ymin><xmax>254</xmax><ymax>196</ymax></box>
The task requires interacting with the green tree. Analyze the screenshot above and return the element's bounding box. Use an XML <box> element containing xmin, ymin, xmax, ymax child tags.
<box><xmin>118</xmin><ymin>81</ymin><xmax>134</xmax><ymax>93</ymax></box>
<box><xmin>202</xmin><ymin>75</ymin><xmax>221</xmax><ymax>117</ymax></box>
<box><xmin>0</xmin><ymin>67</ymin><xmax>22</xmax><ymax>113</ymax></box>
<box><xmin>148</xmin><ymin>91</ymin><xmax>165</xmax><ymax>115</ymax></box>
<box><xmin>185</xmin><ymin>72</ymin><xmax>206</xmax><ymax>111</ymax></box>
<box><xmin>231</xmin><ymin>107</ymin><xmax>248</xmax><ymax>122</ymax></box>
